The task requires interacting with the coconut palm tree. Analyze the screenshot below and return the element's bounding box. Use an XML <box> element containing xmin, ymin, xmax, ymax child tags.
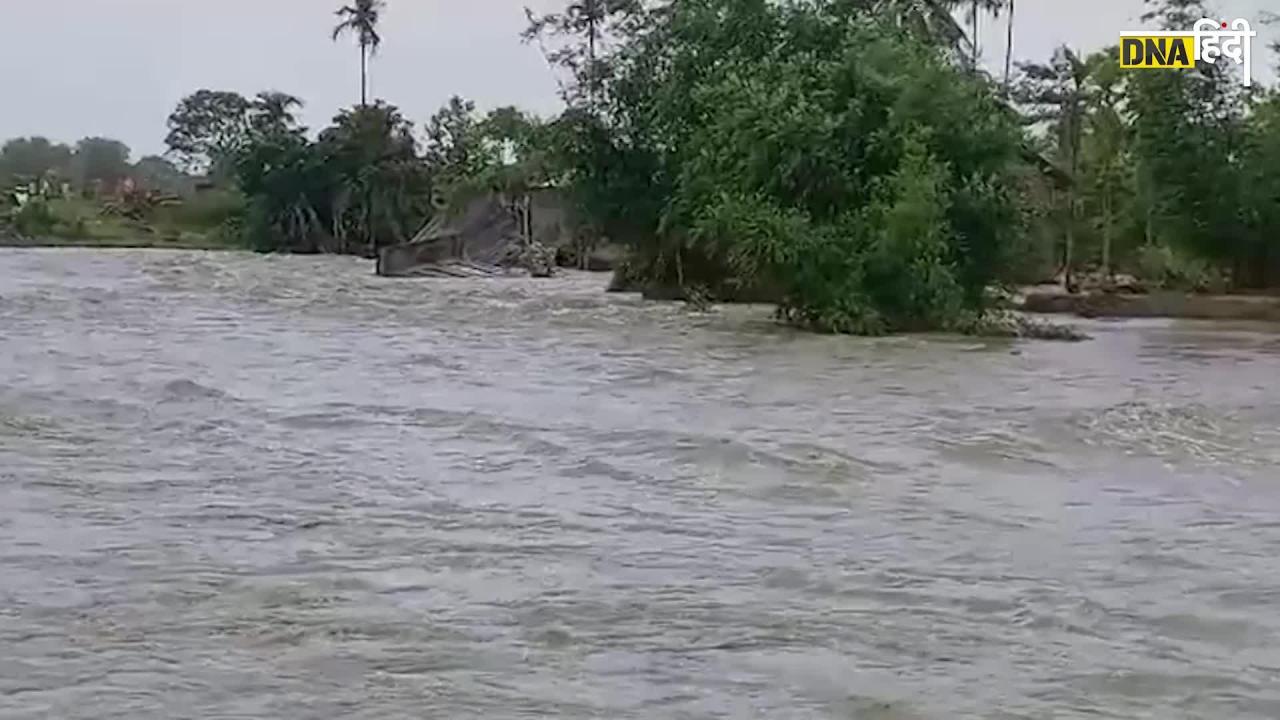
<box><xmin>251</xmin><ymin>92</ymin><xmax>305</xmax><ymax>135</ymax></box>
<box><xmin>332</xmin><ymin>0</ymin><xmax>386</xmax><ymax>107</ymax></box>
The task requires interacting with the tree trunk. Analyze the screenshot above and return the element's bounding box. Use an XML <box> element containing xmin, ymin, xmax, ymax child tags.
<box><xmin>360</xmin><ymin>43</ymin><xmax>368</xmax><ymax>107</ymax></box>
<box><xmin>1143</xmin><ymin>189</ymin><xmax>1155</xmax><ymax>246</ymax></box>
<box><xmin>1102</xmin><ymin>188</ymin><xmax>1112</xmax><ymax>279</ymax></box>
<box><xmin>588</xmin><ymin>20</ymin><xmax>598</xmax><ymax>110</ymax></box>
<box><xmin>1064</xmin><ymin>137</ymin><xmax>1078</xmax><ymax>292</ymax></box>
<box><xmin>972</xmin><ymin>1</ymin><xmax>980</xmax><ymax>68</ymax></box>
<box><xmin>1003</xmin><ymin>0</ymin><xmax>1015</xmax><ymax>92</ymax></box>
<box><xmin>364</xmin><ymin>187</ymin><xmax>375</xmax><ymax>258</ymax></box>
<box><xmin>1064</xmin><ymin>194</ymin><xmax>1075</xmax><ymax>291</ymax></box>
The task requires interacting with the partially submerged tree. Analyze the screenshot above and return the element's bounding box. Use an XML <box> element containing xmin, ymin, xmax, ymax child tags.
<box><xmin>320</xmin><ymin>102</ymin><xmax>428</xmax><ymax>254</ymax></box>
<box><xmin>231</xmin><ymin>101</ymin><xmax>429</xmax><ymax>256</ymax></box>
<box><xmin>541</xmin><ymin>0</ymin><xmax>1026</xmax><ymax>331</ymax></box>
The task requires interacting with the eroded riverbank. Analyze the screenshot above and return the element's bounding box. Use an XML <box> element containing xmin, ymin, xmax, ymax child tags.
<box><xmin>1019</xmin><ymin>287</ymin><xmax>1280</xmax><ymax>323</ymax></box>
<box><xmin>0</xmin><ymin>233</ymin><xmax>236</xmax><ymax>251</ymax></box>
<box><xmin>2</xmin><ymin>249</ymin><xmax>1279</xmax><ymax>719</ymax></box>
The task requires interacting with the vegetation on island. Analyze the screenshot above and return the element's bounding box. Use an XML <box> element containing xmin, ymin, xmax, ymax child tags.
<box><xmin>3</xmin><ymin>0</ymin><xmax>1279</xmax><ymax>338</ymax></box>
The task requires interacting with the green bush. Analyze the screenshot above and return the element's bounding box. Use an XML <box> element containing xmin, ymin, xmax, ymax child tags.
<box><xmin>155</xmin><ymin>189</ymin><xmax>245</xmax><ymax>231</ymax></box>
<box><xmin>570</xmin><ymin>4</ymin><xmax>1024</xmax><ymax>334</ymax></box>
<box><xmin>1136</xmin><ymin>243</ymin><xmax>1225</xmax><ymax>292</ymax></box>
<box><xmin>12</xmin><ymin>199</ymin><xmax>56</xmax><ymax>236</ymax></box>
<box><xmin>64</xmin><ymin>216</ymin><xmax>90</xmax><ymax>239</ymax></box>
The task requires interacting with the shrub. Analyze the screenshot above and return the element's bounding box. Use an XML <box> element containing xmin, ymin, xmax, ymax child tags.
<box><xmin>157</xmin><ymin>188</ymin><xmax>245</xmax><ymax>230</ymax></box>
<box><xmin>12</xmin><ymin>199</ymin><xmax>56</xmax><ymax>236</ymax></box>
<box><xmin>1136</xmin><ymin>243</ymin><xmax>1226</xmax><ymax>292</ymax></box>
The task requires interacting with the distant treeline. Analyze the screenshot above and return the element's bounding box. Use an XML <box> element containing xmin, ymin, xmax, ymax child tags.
<box><xmin>0</xmin><ymin>136</ymin><xmax>194</xmax><ymax>197</ymax></box>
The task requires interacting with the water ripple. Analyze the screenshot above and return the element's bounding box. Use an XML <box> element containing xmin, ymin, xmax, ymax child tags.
<box><xmin>1</xmin><ymin>248</ymin><xmax>1279</xmax><ymax>719</ymax></box>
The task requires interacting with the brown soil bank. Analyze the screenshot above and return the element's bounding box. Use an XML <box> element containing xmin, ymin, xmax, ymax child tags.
<box><xmin>1020</xmin><ymin>289</ymin><xmax>1280</xmax><ymax>322</ymax></box>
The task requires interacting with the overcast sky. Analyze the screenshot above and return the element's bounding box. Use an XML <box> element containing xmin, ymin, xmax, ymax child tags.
<box><xmin>1</xmin><ymin>0</ymin><xmax>1275</xmax><ymax>158</ymax></box>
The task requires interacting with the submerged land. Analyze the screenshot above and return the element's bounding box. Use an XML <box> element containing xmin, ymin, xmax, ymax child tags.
<box><xmin>5</xmin><ymin>246</ymin><xmax>1278</xmax><ymax>719</ymax></box>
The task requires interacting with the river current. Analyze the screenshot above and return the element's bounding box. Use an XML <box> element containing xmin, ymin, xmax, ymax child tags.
<box><xmin>1</xmin><ymin>248</ymin><xmax>1278</xmax><ymax>719</ymax></box>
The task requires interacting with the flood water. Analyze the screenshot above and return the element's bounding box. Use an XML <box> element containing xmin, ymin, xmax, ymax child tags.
<box><xmin>2</xmin><ymin>248</ymin><xmax>1279</xmax><ymax>719</ymax></box>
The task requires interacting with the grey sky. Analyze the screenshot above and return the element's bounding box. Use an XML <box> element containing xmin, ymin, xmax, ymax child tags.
<box><xmin>1</xmin><ymin>0</ymin><xmax>1276</xmax><ymax>159</ymax></box>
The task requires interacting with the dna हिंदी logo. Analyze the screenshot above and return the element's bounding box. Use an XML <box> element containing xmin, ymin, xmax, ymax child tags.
<box><xmin>1119</xmin><ymin>18</ymin><xmax>1257</xmax><ymax>86</ymax></box>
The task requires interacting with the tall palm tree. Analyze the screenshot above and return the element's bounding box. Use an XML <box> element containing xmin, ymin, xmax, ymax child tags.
<box><xmin>332</xmin><ymin>0</ymin><xmax>386</xmax><ymax>107</ymax></box>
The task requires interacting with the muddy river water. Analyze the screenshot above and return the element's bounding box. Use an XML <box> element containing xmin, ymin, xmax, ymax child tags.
<box><xmin>2</xmin><ymin>248</ymin><xmax>1279</xmax><ymax>719</ymax></box>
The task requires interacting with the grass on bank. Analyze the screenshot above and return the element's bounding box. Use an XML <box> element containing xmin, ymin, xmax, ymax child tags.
<box><xmin>1</xmin><ymin>192</ymin><xmax>243</xmax><ymax>250</ymax></box>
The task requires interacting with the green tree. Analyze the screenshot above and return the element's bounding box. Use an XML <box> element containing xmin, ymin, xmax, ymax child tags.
<box><xmin>422</xmin><ymin>96</ymin><xmax>497</xmax><ymax>190</ymax></box>
<box><xmin>232</xmin><ymin>100</ymin><xmax>428</xmax><ymax>256</ymax></box>
<box><xmin>165</xmin><ymin>90</ymin><xmax>254</xmax><ymax>175</ymax></box>
<box><xmin>1078</xmin><ymin>51</ymin><xmax>1130</xmax><ymax>277</ymax></box>
<box><xmin>232</xmin><ymin>129</ymin><xmax>332</xmax><ymax>253</ymax></box>
<box><xmin>524</xmin><ymin>0</ymin><xmax>645</xmax><ymax>109</ymax></box>
<box><xmin>131</xmin><ymin>155</ymin><xmax>193</xmax><ymax>195</ymax></box>
<box><xmin>320</xmin><ymin>102</ymin><xmax>428</xmax><ymax>254</ymax></box>
<box><xmin>1239</xmin><ymin>93</ymin><xmax>1280</xmax><ymax>285</ymax></box>
<box><xmin>72</xmin><ymin>137</ymin><xmax>132</xmax><ymax>190</ymax></box>
<box><xmin>550</xmin><ymin>0</ymin><xmax>1025</xmax><ymax>331</ymax></box>
<box><xmin>250</xmin><ymin>92</ymin><xmax>305</xmax><ymax>136</ymax></box>
<box><xmin>870</xmin><ymin>0</ymin><xmax>972</xmax><ymax>62</ymax></box>
<box><xmin>864</xmin><ymin>0</ymin><xmax>1005</xmax><ymax>68</ymax></box>
<box><xmin>332</xmin><ymin>0</ymin><xmax>386</xmax><ymax>107</ymax></box>
<box><xmin>1127</xmin><ymin>0</ymin><xmax>1250</xmax><ymax>281</ymax></box>
<box><xmin>1013</xmin><ymin>46</ymin><xmax>1092</xmax><ymax>287</ymax></box>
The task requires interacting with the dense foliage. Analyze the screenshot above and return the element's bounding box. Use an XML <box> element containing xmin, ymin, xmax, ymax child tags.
<box><xmin>7</xmin><ymin>0</ymin><xmax>1280</xmax><ymax>337</ymax></box>
<box><xmin>218</xmin><ymin>94</ymin><xmax>554</xmax><ymax>255</ymax></box>
<box><xmin>541</xmin><ymin>0</ymin><xmax>1028</xmax><ymax>332</ymax></box>
<box><xmin>540</xmin><ymin>0</ymin><xmax>1280</xmax><ymax>317</ymax></box>
<box><xmin>1009</xmin><ymin>0</ymin><xmax>1280</xmax><ymax>289</ymax></box>
<box><xmin>228</xmin><ymin>102</ymin><xmax>428</xmax><ymax>255</ymax></box>
<box><xmin>1</xmin><ymin>136</ymin><xmax>133</xmax><ymax>191</ymax></box>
